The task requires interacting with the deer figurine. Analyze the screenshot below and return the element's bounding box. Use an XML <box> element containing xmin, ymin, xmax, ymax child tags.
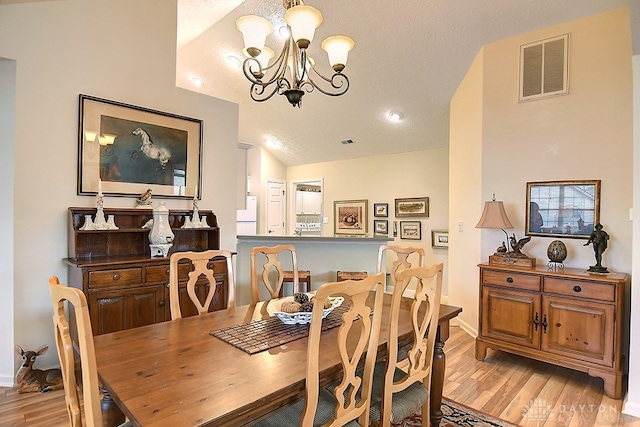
<box><xmin>15</xmin><ymin>345</ymin><xmax>63</xmax><ymax>393</ymax></box>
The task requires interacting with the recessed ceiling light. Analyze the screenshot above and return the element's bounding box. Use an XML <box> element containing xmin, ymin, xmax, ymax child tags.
<box><xmin>266</xmin><ymin>138</ymin><xmax>281</xmax><ymax>148</ymax></box>
<box><xmin>191</xmin><ymin>76</ymin><xmax>204</xmax><ymax>87</ymax></box>
<box><xmin>388</xmin><ymin>111</ymin><xmax>404</xmax><ymax>121</ymax></box>
<box><xmin>278</xmin><ymin>25</ymin><xmax>289</xmax><ymax>39</ymax></box>
<box><xmin>227</xmin><ymin>55</ymin><xmax>242</xmax><ymax>68</ymax></box>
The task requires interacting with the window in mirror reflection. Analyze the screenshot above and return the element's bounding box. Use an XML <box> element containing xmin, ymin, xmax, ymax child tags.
<box><xmin>525</xmin><ymin>180</ymin><xmax>600</xmax><ymax>239</ymax></box>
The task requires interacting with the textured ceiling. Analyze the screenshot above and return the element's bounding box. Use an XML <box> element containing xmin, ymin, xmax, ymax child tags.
<box><xmin>183</xmin><ymin>1</ymin><xmax>626</xmax><ymax>166</ymax></box>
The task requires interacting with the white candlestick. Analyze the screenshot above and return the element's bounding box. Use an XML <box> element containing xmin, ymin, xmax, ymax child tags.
<box><xmin>98</xmin><ymin>178</ymin><xmax>103</xmax><ymax>196</ymax></box>
<box><xmin>194</xmin><ymin>184</ymin><xmax>198</xmax><ymax>199</ymax></box>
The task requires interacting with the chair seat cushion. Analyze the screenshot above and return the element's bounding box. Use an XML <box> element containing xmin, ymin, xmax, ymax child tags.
<box><xmin>368</xmin><ymin>362</ymin><xmax>429</xmax><ymax>423</ymax></box>
<box><xmin>254</xmin><ymin>388</ymin><xmax>361</xmax><ymax>427</ymax></box>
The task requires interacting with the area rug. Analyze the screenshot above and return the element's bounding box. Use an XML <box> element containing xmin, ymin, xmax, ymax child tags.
<box><xmin>392</xmin><ymin>397</ymin><xmax>519</xmax><ymax>427</ymax></box>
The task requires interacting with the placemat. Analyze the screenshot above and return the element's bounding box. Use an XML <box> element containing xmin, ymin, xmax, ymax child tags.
<box><xmin>211</xmin><ymin>304</ymin><xmax>350</xmax><ymax>354</ymax></box>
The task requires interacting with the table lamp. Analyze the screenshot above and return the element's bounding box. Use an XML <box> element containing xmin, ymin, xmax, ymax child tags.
<box><xmin>475</xmin><ymin>194</ymin><xmax>513</xmax><ymax>249</ymax></box>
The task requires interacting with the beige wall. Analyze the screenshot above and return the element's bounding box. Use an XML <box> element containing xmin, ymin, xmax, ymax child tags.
<box><xmin>448</xmin><ymin>49</ymin><xmax>485</xmax><ymax>334</ymax></box>
<box><xmin>287</xmin><ymin>147</ymin><xmax>450</xmax><ymax>295</ymax></box>
<box><xmin>449</xmin><ymin>2</ymin><xmax>634</xmax><ymax>383</ymax></box>
<box><xmin>0</xmin><ymin>0</ymin><xmax>239</xmax><ymax>384</ymax></box>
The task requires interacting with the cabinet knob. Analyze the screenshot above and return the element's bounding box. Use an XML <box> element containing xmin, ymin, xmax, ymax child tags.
<box><xmin>112</xmin><ymin>273</ymin><xmax>120</xmax><ymax>281</ymax></box>
<box><xmin>166</xmin><ymin>269</ymin><xmax>170</xmax><ymax>275</ymax></box>
<box><xmin>506</xmin><ymin>277</ymin><xmax>514</xmax><ymax>284</ymax></box>
<box><xmin>573</xmin><ymin>285</ymin><xmax>582</xmax><ymax>293</ymax></box>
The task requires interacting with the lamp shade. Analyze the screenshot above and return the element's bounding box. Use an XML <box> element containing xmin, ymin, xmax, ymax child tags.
<box><xmin>321</xmin><ymin>35</ymin><xmax>354</xmax><ymax>72</ymax></box>
<box><xmin>284</xmin><ymin>4</ymin><xmax>323</xmax><ymax>48</ymax></box>
<box><xmin>236</xmin><ymin>15</ymin><xmax>273</xmax><ymax>57</ymax></box>
<box><xmin>475</xmin><ymin>201</ymin><xmax>514</xmax><ymax>229</ymax></box>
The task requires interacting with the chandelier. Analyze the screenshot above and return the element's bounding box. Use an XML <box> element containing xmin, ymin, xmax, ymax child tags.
<box><xmin>236</xmin><ymin>0</ymin><xmax>354</xmax><ymax>108</ymax></box>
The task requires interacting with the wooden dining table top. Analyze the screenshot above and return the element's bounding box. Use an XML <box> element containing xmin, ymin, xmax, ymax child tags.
<box><xmin>94</xmin><ymin>294</ymin><xmax>462</xmax><ymax>427</ymax></box>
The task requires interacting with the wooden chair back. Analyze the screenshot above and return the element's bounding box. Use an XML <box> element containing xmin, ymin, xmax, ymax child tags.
<box><xmin>378</xmin><ymin>264</ymin><xmax>443</xmax><ymax>426</ymax></box>
<box><xmin>376</xmin><ymin>244</ymin><xmax>425</xmax><ymax>288</ymax></box>
<box><xmin>250</xmin><ymin>245</ymin><xmax>299</xmax><ymax>303</ymax></box>
<box><xmin>169</xmin><ymin>249</ymin><xmax>235</xmax><ymax>320</ymax></box>
<box><xmin>49</xmin><ymin>276</ymin><xmax>103</xmax><ymax>427</ymax></box>
<box><xmin>302</xmin><ymin>273</ymin><xmax>385</xmax><ymax>427</ymax></box>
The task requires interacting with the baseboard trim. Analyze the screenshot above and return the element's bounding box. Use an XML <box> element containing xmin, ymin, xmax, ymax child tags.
<box><xmin>0</xmin><ymin>375</ymin><xmax>14</xmax><ymax>388</ymax></box>
<box><xmin>623</xmin><ymin>400</ymin><xmax>640</xmax><ymax>418</ymax></box>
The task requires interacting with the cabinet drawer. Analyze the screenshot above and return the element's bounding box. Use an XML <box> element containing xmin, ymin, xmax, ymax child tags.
<box><xmin>482</xmin><ymin>270</ymin><xmax>541</xmax><ymax>292</ymax></box>
<box><xmin>146</xmin><ymin>264</ymin><xmax>190</xmax><ymax>283</ymax></box>
<box><xmin>543</xmin><ymin>278</ymin><xmax>615</xmax><ymax>302</ymax></box>
<box><xmin>88</xmin><ymin>268</ymin><xmax>142</xmax><ymax>288</ymax></box>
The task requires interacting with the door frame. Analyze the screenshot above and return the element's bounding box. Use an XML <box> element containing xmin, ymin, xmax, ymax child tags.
<box><xmin>289</xmin><ymin>178</ymin><xmax>324</xmax><ymax>235</ymax></box>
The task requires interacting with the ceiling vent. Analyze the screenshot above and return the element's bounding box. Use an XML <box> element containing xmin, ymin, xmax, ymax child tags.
<box><xmin>519</xmin><ymin>34</ymin><xmax>569</xmax><ymax>102</ymax></box>
<box><xmin>341</xmin><ymin>139</ymin><xmax>354</xmax><ymax>145</ymax></box>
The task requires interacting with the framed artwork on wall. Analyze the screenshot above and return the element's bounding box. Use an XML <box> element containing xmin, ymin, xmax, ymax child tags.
<box><xmin>78</xmin><ymin>94</ymin><xmax>203</xmax><ymax>199</ymax></box>
<box><xmin>334</xmin><ymin>199</ymin><xmax>368</xmax><ymax>236</ymax></box>
<box><xmin>395</xmin><ymin>197</ymin><xmax>429</xmax><ymax>217</ymax></box>
<box><xmin>525</xmin><ymin>180</ymin><xmax>600</xmax><ymax>239</ymax></box>
<box><xmin>373</xmin><ymin>203</ymin><xmax>388</xmax><ymax>217</ymax></box>
<box><xmin>400</xmin><ymin>221</ymin><xmax>421</xmax><ymax>240</ymax></box>
<box><xmin>431</xmin><ymin>230</ymin><xmax>449</xmax><ymax>248</ymax></box>
<box><xmin>374</xmin><ymin>220</ymin><xmax>388</xmax><ymax>235</ymax></box>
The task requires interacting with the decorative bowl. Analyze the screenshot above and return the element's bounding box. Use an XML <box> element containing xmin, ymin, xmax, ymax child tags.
<box><xmin>267</xmin><ymin>294</ymin><xmax>344</xmax><ymax>325</ymax></box>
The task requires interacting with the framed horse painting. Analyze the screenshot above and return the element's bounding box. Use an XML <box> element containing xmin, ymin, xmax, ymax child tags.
<box><xmin>77</xmin><ymin>94</ymin><xmax>203</xmax><ymax>200</ymax></box>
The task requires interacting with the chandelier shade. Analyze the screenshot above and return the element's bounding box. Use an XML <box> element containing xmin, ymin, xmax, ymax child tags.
<box><xmin>322</xmin><ymin>35</ymin><xmax>355</xmax><ymax>72</ymax></box>
<box><xmin>236</xmin><ymin>15</ymin><xmax>273</xmax><ymax>58</ymax></box>
<box><xmin>236</xmin><ymin>0</ymin><xmax>354</xmax><ymax>108</ymax></box>
<box><xmin>284</xmin><ymin>4</ymin><xmax>323</xmax><ymax>48</ymax></box>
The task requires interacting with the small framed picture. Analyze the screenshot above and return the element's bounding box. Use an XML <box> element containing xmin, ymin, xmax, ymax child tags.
<box><xmin>374</xmin><ymin>220</ymin><xmax>388</xmax><ymax>235</ymax></box>
<box><xmin>334</xmin><ymin>199</ymin><xmax>368</xmax><ymax>236</ymax></box>
<box><xmin>400</xmin><ymin>221</ymin><xmax>421</xmax><ymax>240</ymax></box>
<box><xmin>395</xmin><ymin>197</ymin><xmax>429</xmax><ymax>217</ymax></box>
<box><xmin>373</xmin><ymin>203</ymin><xmax>388</xmax><ymax>217</ymax></box>
<box><xmin>431</xmin><ymin>230</ymin><xmax>449</xmax><ymax>248</ymax></box>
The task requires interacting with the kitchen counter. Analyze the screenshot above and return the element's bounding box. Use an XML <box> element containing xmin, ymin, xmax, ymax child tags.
<box><xmin>235</xmin><ymin>234</ymin><xmax>393</xmax><ymax>304</ymax></box>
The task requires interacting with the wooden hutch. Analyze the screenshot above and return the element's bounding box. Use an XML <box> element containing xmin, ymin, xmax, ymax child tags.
<box><xmin>476</xmin><ymin>262</ymin><xmax>628</xmax><ymax>399</ymax></box>
<box><xmin>65</xmin><ymin>207</ymin><xmax>229</xmax><ymax>335</ymax></box>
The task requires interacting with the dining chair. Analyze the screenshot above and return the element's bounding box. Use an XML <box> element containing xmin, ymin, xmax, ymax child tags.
<box><xmin>376</xmin><ymin>244</ymin><xmax>425</xmax><ymax>290</ymax></box>
<box><xmin>169</xmin><ymin>249</ymin><xmax>235</xmax><ymax>320</ymax></box>
<box><xmin>49</xmin><ymin>276</ymin><xmax>132</xmax><ymax>427</ymax></box>
<box><xmin>255</xmin><ymin>273</ymin><xmax>386</xmax><ymax>427</ymax></box>
<box><xmin>369</xmin><ymin>264</ymin><xmax>443</xmax><ymax>427</ymax></box>
<box><xmin>250</xmin><ymin>244</ymin><xmax>300</xmax><ymax>303</ymax></box>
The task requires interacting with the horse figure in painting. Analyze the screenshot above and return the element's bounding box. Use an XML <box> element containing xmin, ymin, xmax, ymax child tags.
<box><xmin>131</xmin><ymin>127</ymin><xmax>172</xmax><ymax>171</ymax></box>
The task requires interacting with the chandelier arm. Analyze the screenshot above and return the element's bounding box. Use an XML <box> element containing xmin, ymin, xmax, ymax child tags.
<box><xmin>303</xmin><ymin>70</ymin><xmax>350</xmax><ymax>97</ymax></box>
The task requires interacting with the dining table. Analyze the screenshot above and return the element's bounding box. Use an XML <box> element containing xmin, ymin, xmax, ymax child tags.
<box><xmin>94</xmin><ymin>294</ymin><xmax>462</xmax><ymax>427</ymax></box>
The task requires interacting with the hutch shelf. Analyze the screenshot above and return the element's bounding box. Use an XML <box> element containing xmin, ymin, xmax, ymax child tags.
<box><xmin>65</xmin><ymin>207</ymin><xmax>229</xmax><ymax>335</ymax></box>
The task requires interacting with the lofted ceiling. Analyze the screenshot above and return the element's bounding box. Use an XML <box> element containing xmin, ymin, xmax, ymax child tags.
<box><xmin>8</xmin><ymin>1</ymin><xmax>631</xmax><ymax>167</ymax></box>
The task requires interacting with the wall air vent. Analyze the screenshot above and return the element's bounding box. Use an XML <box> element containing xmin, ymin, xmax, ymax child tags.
<box><xmin>341</xmin><ymin>139</ymin><xmax>354</xmax><ymax>144</ymax></box>
<box><xmin>519</xmin><ymin>33</ymin><xmax>569</xmax><ymax>102</ymax></box>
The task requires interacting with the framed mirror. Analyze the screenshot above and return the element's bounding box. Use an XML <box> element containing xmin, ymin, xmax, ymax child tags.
<box><xmin>526</xmin><ymin>180</ymin><xmax>600</xmax><ymax>239</ymax></box>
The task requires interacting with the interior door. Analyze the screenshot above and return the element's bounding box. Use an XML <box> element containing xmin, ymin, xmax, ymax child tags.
<box><xmin>266</xmin><ymin>180</ymin><xmax>285</xmax><ymax>235</ymax></box>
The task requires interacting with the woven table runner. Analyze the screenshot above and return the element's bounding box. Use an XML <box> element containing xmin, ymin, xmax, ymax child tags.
<box><xmin>211</xmin><ymin>304</ymin><xmax>349</xmax><ymax>354</ymax></box>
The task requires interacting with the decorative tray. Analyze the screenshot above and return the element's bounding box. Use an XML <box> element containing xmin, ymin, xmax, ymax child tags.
<box><xmin>266</xmin><ymin>293</ymin><xmax>344</xmax><ymax>325</ymax></box>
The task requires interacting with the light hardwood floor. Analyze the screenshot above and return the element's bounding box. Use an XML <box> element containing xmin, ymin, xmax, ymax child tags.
<box><xmin>1</xmin><ymin>326</ymin><xmax>638</xmax><ymax>426</ymax></box>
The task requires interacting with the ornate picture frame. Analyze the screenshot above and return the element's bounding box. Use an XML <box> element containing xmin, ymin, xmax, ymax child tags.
<box><xmin>525</xmin><ymin>180</ymin><xmax>600</xmax><ymax>239</ymax></box>
<box><xmin>373</xmin><ymin>203</ymin><xmax>388</xmax><ymax>217</ymax></box>
<box><xmin>400</xmin><ymin>221</ymin><xmax>421</xmax><ymax>240</ymax></box>
<box><xmin>431</xmin><ymin>230</ymin><xmax>449</xmax><ymax>248</ymax></box>
<box><xmin>78</xmin><ymin>94</ymin><xmax>203</xmax><ymax>199</ymax></box>
<box><xmin>334</xmin><ymin>199</ymin><xmax>368</xmax><ymax>236</ymax></box>
<box><xmin>374</xmin><ymin>220</ymin><xmax>388</xmax><ymax>235</ymax></box>
<box><xmin>395</xmin><ymin>197</ymin><xmax>429</xmax><ymax>217</ymax></box>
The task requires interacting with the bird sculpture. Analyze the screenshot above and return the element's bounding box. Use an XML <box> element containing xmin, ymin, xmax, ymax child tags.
<box><xmin>136</xmin><ymin>188</ymin><xmax>153</xmax><ymax>206</ymax></box>
<box><xmin>509</xmin><ymin>233</ymin><xmax>532</xmax><ymax>254</ymax></box>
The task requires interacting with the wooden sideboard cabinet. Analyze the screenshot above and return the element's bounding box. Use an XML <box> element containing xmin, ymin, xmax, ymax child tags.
<box><xmin>476</xmin><ymin>263</ymin><xmax>628</xmax><ymax>399</ymax></box>
<box><xmin>65</xmin><ymin>207</ymin><xmax>229</xmax><ymax>335</ymax></box>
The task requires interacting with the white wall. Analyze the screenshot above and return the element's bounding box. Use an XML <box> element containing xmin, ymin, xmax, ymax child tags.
<box><xmin>0</xmin><ymin>0</ymin><xmax>239</xmax><ymax>384</ymax></box>
<box><xmin>624</xmin><ymin>53</ymin><xmax>640</xmax><ymax>418</ymax></box>
<box><xmin>449</xmin><ymin>5</ymin><xmax>634</xmax><ymax>398</ymax></box>
<box><xmin>0</xmin><ymin>59</ymin><xmax>16</xmax><ymax>385</ymax></box>
<box><xmin>287</xmin><ymin>147</ymin><xmax>450</xmax><ymax>296</ymax></box>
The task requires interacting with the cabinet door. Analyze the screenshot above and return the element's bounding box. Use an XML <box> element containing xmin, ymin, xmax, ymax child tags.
<box><xmin>541</xmin><ymin>295</ymin><xmax>614</xmax><ymax>367</ymax></box>
<box><xmin>167</xmin><ymin>280</ymin><xmax>226</xmax><ymax>319</ymax></box>
<box><xmin>303</xmin><ymin>192</ymin><xmax>322</xmax><ymax>214</ymax></box>
<box><xmin>88</xmin><ymin>285</ymin><xmax>166</xmax><ymax>335</ymax></box>
<box><xmin>481</xmin><ymin>286</ymin><xmax>541</xmax><ymax>348</ymax></box>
